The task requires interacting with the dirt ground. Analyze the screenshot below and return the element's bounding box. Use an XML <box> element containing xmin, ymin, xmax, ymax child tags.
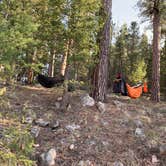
<box><xmin>1</xmin><ymin>85</ymin><xmax>166</xmax><ymax>166</ymax></box>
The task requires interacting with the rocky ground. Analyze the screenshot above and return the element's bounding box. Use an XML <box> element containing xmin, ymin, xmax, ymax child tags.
<box><xmin>0</xmin><ymin>85</ymin><xmax>166</xmax><ymax>166</ymax></box>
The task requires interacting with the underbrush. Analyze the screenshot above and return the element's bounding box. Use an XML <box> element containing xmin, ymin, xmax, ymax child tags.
<box><xmin>0</xmin><ymin>95</ymin><xmax>36</xmax><ymax>166</ymax></box>
<box><xmin>0</xmin><ymin>126</ymin><xmax>36</xmax><ymax>166</ymax></box>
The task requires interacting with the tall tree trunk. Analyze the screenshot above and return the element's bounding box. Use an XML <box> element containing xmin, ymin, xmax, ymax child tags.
<box><xmin>48</xmin><ymin>50</ymin><xmax>56</xmax><ymax>77</ymax></box>
<box><xmin>91</xmin><ymin>0</ymin><xmax>112</xmax><ymax>102</ymax></box>
<box><xmin>27</xmin><ymin>49</ymin><xmax>37</xmax><ymax>84</ymax></box>
<box><xmin>61</xmin><ymin>40</ymin><xmax>71</xmax><ymax>76</ymax></box>
<box><xmin>60</xmin><ymin>40</ymin><xmax>72</xmax><ymax>111</ymax></box>
<box><xmin>151</xmin><ymin>8</ymin><xmax>161</xmax><ymax>102</ymax></box>
<box><xmin>27</xmin><ymin>68</ymin><xmax>34</xmax><ymax>84</ymax></box>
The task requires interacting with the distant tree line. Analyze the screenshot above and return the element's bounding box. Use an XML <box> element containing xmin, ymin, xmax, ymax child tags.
<box><xmin>0</xmin><ymin>0</ymin><xmax>165</xmax><ymax>102</ymax></box>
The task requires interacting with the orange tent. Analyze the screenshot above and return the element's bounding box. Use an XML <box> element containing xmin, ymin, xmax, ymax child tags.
<box><xmin>126</xmin><ymin>83</ymin><xmax>143</xmax><ymax>99</ymax></box>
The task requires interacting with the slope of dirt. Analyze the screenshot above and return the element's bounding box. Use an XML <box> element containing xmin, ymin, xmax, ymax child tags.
<box><xmin>1</xmin><ymin>85</ymin><xmax>166</xmax><ymax>166</ymax></box>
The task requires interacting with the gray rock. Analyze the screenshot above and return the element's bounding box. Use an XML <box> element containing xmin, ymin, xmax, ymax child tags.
<box><xmin>101</xmin><ymin>119</ymin><xmax>109</xmax><ymax>126</ymax></box>
<box><xmin>35</xmin><ymin>118</ymin><xmax>49</xmax><ymax>127</ymax></box>
<box><xmin>113</xmin><ymin>161</ymin><xmax>124</xmax><ymax>166</ymax></box>
<box><xmin>152</xmin><ymin>155</ymin><xmax>159</xmax><ymax>163</ymax></box>
<box><xmin>66</xmin><ymin>124</ymin><xmax>80</xmax><ymax>132</ymax></box>
<box><xmin>69</xmin><ymin>144</ymin><xmax>74</xmax><ymax>150</ymax></box>
<box><xmin>78</xmin><ymin>160</ymin><xmax>92</xmax><ymax>166</ymax></box>
<box><xmin>31</xmin><ymin>126</ymin><xmax>40</xmax><ymax>138</ymax></box>
<box><xmin>81</xmin><ymin>94</ymin><xmax>95</xmax><ymax>107</ymax></box>
<box><xmin>160</xmin><ymin>145</ymin><xmax>166</xmax><ymax>156</ymax></box>
<box><xmin>24</xmin><ymin>116</ymin><xmax>33</xmax><ymax>124</ymax></box>
<box><xmin>55</xmin><ymin>102</ymin><xmax>60</xmax><ymax>109</ymax></box>
<box><xmin>40</xmin><ymin>148</ymin><xmax>57</xmax><ymax>166</ymax></box>
<box><xmin>135</xmin><ymin>128</ymin><xmax>145</xmax><ymax>138</ymax></box>
<box><xmin>66</xmin><ymin>104</ymin><xmax>72</xmax><ymax>111</ymax></box>
<box><xmin>50</xmin><ymin>121</ymin><xmax>60</xmax><ymax>131</ymax></box>
<box><xmin>57</xmin><ymin>97</ymin><xmax>62</xmax><ymax>101</ymax></box>
<box><xmin>97</xmin><ymin>101</ymin><xmax>106</xmax><ymax>113</ymax></box>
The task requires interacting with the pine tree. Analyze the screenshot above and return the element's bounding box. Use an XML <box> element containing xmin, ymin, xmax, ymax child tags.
<box><xmin>0</xmin><ymin>0</ymin><xmax>38</xmax><ymax>83</ymax></box>
<box><xmin>137</xmin><ymin>0</ymin><xmax>166</xmax><ymax>102</ymax></box>
<box><xmin>112</xmin><ymin>24</ymin><xmax>129</xmax><ymax>77</ymax></box>
<box><xmin>91</xmin><ymin>0</ymin><xmax>112</xmax><ymax>101</ymax></box>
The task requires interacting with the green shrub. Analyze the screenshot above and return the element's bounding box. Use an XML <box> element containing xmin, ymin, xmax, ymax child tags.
<box><xmin>0</xmin><ymin>126</ymin><xmax>36</xmax><ymax>166</ymax></box>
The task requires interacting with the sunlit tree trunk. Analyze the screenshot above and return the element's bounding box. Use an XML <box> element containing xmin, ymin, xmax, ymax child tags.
<box><xmin>91</xmin><ymin>0</ymin><xmax>112</xmax><ymax>102</ymax></box>
<box><xmin>61</xmin><ymin>40</ymin><xmax>71</xmax><ymax>76</ymax></box>
<box><xmin>151</xmin><ymin>7</ymin><xmax>161</xmax><ymax>102</ymax></box>
<box><xmin>48</xmin><ymin>50</ymin><xmax>56</xmax><ymax>77</ymax></box>
<box><xmin>27</xmin><ymin>49</ymin><xmax>37</xmax><ymax>84</ymax></box>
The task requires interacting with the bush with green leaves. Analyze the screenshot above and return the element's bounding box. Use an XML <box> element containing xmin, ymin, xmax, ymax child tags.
<box><xmin>0</xmin><ymin>126</ymin><xmax>36</xmax><ymax>166</ymax></box>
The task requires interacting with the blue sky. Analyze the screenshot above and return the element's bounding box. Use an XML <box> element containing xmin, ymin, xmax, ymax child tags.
<box><xmin>112</xmin><ymin>0</ymin><xmax>152</xmax><ymax>39</ymax></box>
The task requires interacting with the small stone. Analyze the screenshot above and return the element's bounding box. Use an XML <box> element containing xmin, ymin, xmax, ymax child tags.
<box><xmin>69</xmin><ymin>144</ymin><xmax>74</xmax><ymax>150</ymax></box>
<box><xmin>35</xmin><ymin>118</ymin><xmax>49</xmax><ymax>127</ymax></box>
<box><xmin>134</xmin><ymin>119</ymin><xmax>143</xmax><ymax>128</ymax></box>
<box><xmin>40</xmin><ymin>148</ymin><xmax>57</xmax><ymax>166</ymax></box>
<box><xmin>78</xmin><ymin>160</ymin><xmax>92</xmax><ymax>166</ymax></box>
<box><xmin>66</xmin><ymin>124</ymin><xmax>80</xmax><ymax>132</ymax></box>
<box><xmin>96</xmin><ymin>102</ymin><xmax>106</xmax><ymax>113</ymax></box>
<box><xmin>135</xmin><ymin>128</ymin><xmax>145</xmax><ymax>138</ymax></box>
<box><xmin>23</xmin><ymin>117</ymin><xmax>33</xmax><ymax>124</ymax></box>
<box><xmin>50</xmin><ymin>121</ymin><xmax>60</xmax><ymax>131</ymax></box>
<box><xmin>101</xmin><ymin>120</ymin><xmax>109</xmax><ymax>126</ymax></box>
<box><xmin>113</xmin><ymin>161</ymin><xmax>124</xmax><ymax>166</ymax></box>
<box><xmin>55</xmin><ymin>102</ymin><xmax>60</xmax><ymax>109</ymax></box>
<box><xmin>67</xmin><ymin>104</ymin><xmax>72</xmax><ymax>111</ymax></box>
<box><xmin>159</xmin><ymin>145</ymin><xmax>166</xmax><ymax>156</ymax></box>
<box><xmin>152</xmin><ymin>155</ymin><xmax>159</xmax><ymax>163</ymax></box>
<box><xmin>57</xmin><ymin>97</ymin><xmax>62</xmax><ymax>101</ymax></box>
<box><xmin>31</xmin><ymin>126</ymin><xmax>40</xmax><ymax>138</ymax></box>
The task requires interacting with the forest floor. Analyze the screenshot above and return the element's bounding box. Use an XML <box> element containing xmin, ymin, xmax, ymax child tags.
<box><xmin>0</xmin><ymin>85</ymin><xmax>166</xmax><ymax>166</ymax></box>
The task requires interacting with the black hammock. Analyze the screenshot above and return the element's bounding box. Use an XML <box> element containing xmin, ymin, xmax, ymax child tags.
<box><xmin>37</xmin><ymin>74</ymin><xmax>64</xmax><ymax>88</ymax></box>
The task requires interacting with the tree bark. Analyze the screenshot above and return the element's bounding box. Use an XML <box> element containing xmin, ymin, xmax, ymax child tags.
<box><xmin>91</xmin><ymin>0</ymin><xmax>112</xmax><ymax>102</ymax></box>
<box><xmin>151</xmin><ymin>7</ymin><xmax>161</xmax><ymax>102</ymax></box>
<box><xmin>48</xmin><ymin>50</ymin><xmax>56</xmax><ymax>77</ymax></box>
<box><xmin>27</xmin><ymin>49</ymin><xmax>37</xmax><ymax>84</ymax></box>
<box><xmin>60</xmin><ymin>40</ymin><xmax>72</xmax><ymax>111</ymax></box>
<box><xmin>61</xmin><ymin>40</ymin><xmax>71</xmax><ymax>76</ymax></box>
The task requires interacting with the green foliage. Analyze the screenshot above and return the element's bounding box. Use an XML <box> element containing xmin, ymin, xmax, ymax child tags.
<box><xmin>110</xmin><ymin>22</ymin><xmax>149</xmax><ymax>84</ymax></box>
<box><xmin>137</xmin><ymin>0</ymin><xmax>166</xmax><ymax>21</ymax></box>
<box><xmin>67</xmin><ymin>79</ymin><xmax>89</xmax><ymax>91</ymax></box>
<box><xmin>64</xmin><ymin>0</ymin><xmax>101</xmax><ymax>79</ymax></box>
<box><xmin>128</xmin><ymin>59</ymin><xmax>147</xmax><ymax>84</ymax></box>
<box><xmin>0</xmin><ymin>0</ymin><xmax>39</xmax><ymax>81</ymax></box>
<box><xmin>0</xmin><ymin>126</ymin><xmax>35</xmax><ymax>166</ymax></box>
<box><xmin>0</xmin><ymin>148</ymin><xmax>18</xmax><ymax>166</ymax></box>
